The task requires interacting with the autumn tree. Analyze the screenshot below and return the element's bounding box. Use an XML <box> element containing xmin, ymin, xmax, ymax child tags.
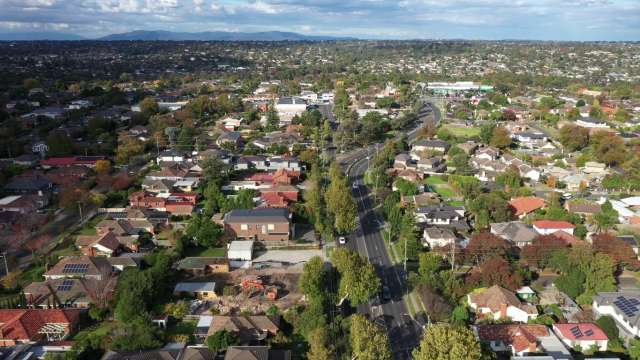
<box><xmin>116</xmin><ymin>138</ymin><xmax>144</xmax><ymax>165</ymax></box>
<box><xmin>350</xmin><ymin>315</ymin><xmax>392</xmax><ymax>360</ymax></box>
<box><xmin>592</xmin><ymin>233</ymin><xmax>640</xmax><ymax>270</ymax></box>
<box><xmin>521</xmin><ymin>235</ymin><xmax>568</xmax><ymax>269</ymax></box>
<box><xmin>489</xmin><ymin>126</ymin><xmax>511</xmax><ymax>149</ymax></box>
<box><xmin>465</xmin><ymin>232</ymin><xmax>513</xmax><ymax>265</ymax></box>
<box><xmin>94</xmin><ymin>159</ymin><xmax>111</xmax><ymax>174</ymax></box>
<box><xmin>594</xmin><ymin>132</ymin><xmax>626</xmax><ymax>166</ymax></box>
<box><xmin>413</xmin><ymin>324</ymin><xmax>482</xmax><ymax>360</ymax></box>
<box><xmin>139</xmin><ymin>97</ymin><xmax>159</xmax><ymax>116</ymax></box>
<box><xmin>468</xmin><ymin>256</ymin><xmax>523</xmax><ymax>290</ymax></box>
<box><xmin>559</xmin><ymin>124</ymin><xmax>589</xmax><ymax>151</ymax></box>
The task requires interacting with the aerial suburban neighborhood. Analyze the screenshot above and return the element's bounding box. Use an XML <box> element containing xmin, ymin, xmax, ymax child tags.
<box><xmin>0</xmin><ymin>4</ymin><xmax>639</xmax><ymax>360</ymax></box>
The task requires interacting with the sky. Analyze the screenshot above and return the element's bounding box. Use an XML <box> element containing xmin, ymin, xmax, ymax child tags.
<box><xmin>0</xmin><ymin>0</ymin><xmax>639</xmax><ymax>41</ymax></box>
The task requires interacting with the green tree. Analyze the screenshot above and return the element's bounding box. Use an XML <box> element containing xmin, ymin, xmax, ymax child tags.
<box><xmin>46</xmin><ymin>132</ymin><xmax>74</xmax><ymax>156</ymax></box>
<box><xmin>395</xmin><ymin>178</ymin><xmax>419</xmax><ymax>196</ymax></box>
<box><xmin>413</xmin><ymin>324</ymin><xmax>482</xmax><ymax>360</ymax></box>
<box><xmin>595</xmin><ymin>315</ymin><xmax>619</xmax><ymax>341</ymax></box>
<box><xmin>479</xmin><ymin>124</ymin><xmax>495</xmax><ymax>144</ymax></box>
<box><xmin>185</xmin><ymin>213</ymin><xmax>223</xmax><ymax>248</ymax></box>
<box><xmin>299</xmin><ymin>256</ymin><xmax>328</xmax><ymax>305</ymax></box>
<box><xmin>307</xmin><ymin>325</ymin><xmax>334</xmax><ymax>360</ymax></box>
<box><xmin>331</xmin><ymin>248</ymin><xmax>380</xmax><ymax>305</ymax></box>
<box><xmin>629</xmin><ymin>339</ymin><xmax>640</xmax><ymax>360</ymax></box>
<box><xmin>592</xmin><ymin>200</ymin><xmax>618</xmax><ymax>232</ymax></box>
<box><xmin>206</xmin><ymin>330</ymin><xmax>239</xmax><ymax>352</ymax></box>
<box><xmin>139</xmin><ymin>97</ymin><xmax>159</xmax><ymax>116</ymax></box>
<box><xmin>559</xmin><ymin>124</ymin><xmax>590</xmax><ymax>152</ymax></box>
<box><xmin>350</xmin><ymin>314</ymin><xmax>392</xmax><ymax>360</ymax></box>
<box><xmin>111</xmin><ymin>319</ymin><xmax>163</xmax><ymax>351</ymax></box>
<box><xmin>325</xmin><ymin>164</ymin><xmax>358</xmax><ymax>234</ymax></box>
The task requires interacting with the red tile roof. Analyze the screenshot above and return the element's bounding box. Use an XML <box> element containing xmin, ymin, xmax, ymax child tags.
<box><xmin>0</xmin><ymin>309</ymin><xmax>81</xmax><ymax>342</ymax></box>
<box><xmin>553</xmin><ymin>323</ymin><xmax>608</xmax><ymax>341</ymax></box>
<box><xmin>509</xmin><ymin>197</ymin><xmax>545</xmax><ymax>216</ymax></box>
<box><xmin>532</xmin><ymin>220</ymin><xmax>575</xmax><ymax>229</ymax></box>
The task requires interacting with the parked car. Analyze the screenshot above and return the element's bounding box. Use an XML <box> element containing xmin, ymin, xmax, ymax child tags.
<box><xmin>338</xmin><ymin>236</ymin><xmax>347</xmax><ymax>245</ymax></box>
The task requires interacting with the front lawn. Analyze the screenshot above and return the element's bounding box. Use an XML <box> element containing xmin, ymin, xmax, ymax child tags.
<box><xmin>447</xmin><ymin>126</ymin><xmax>481</xmax><ymax>138</ymax></box>
<box><xmin>424</xmin><ymin>176</ymin><xmax>447</xmax><ymax>185</ymax></box>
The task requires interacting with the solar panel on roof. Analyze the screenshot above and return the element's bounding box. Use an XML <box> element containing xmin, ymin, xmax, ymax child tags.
<box><xmin>585</xmin><ymin>329</ymin><xmax>594</xmax><ymax>336</ymax></box>
<box><xmin>57</xmin><ymin>279</ymin><xmax>74</xmax><ymax>291</ymax></box>
<box><xmin>62</xmin><ymin>263</ymin><xmax>89</xmax><ymax>274</ymax></box>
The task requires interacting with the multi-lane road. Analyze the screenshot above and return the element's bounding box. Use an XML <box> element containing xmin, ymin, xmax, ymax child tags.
<box><xmin>338</xmin><ymin>101</ymin><xmax>441</xmax><ymax>359</ymax></box>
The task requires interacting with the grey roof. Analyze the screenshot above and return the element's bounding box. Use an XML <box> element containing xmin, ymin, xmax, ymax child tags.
<box><xmin>4</xmin><ymin>177</ymin><xmax>52</xmax><ymax>192</ymax></box>
<box><xmin>491</xmin><ymin>221</ymin><xmax>537</xmax><ymax>244</ymax></box>
<box><xmin>219</xmin><ymin>132</ymin><xmax>242</xmax><ymax>142</ymax></box>
<box><xmin>174</xmin><ymin>282</ymin><xmax>217</xmax><ymax>293</ymax></box>
<box><xmin>578</xmin><ymin>116</ymin><xmax>607</xmax><ymax>124</ymax></box>
<box><xmin>102</xmin><ymin>347</ymin><xmax>216</xmax><ymax>360</ymax></box>
<box><xmin>594</xmin><ymin>291</ymin><xmax>640</xmax><ymax>328</ymax></box>
<box><xmin>225</xmin><ymin>346</ymin><xmax>291</xmax><ymax>360</ymax></box>
<box><xmin>224</xmin><ymin>208</ymin><xmax>290</xmax><ymax>223</ymax></box>
<box><xmin>515</xmin><ymin>132</ymin><xmax>547</xmax><ymax>139</ymax></box>
<box><xmin>277</xmin><ymin>96</ymin><xmax>305</xmax><ymax>105</ymax></box>
<box><xmin>414</xmin><ymin>139</ymin><xmax>450</xmax><ymax>150</ymax></box>
<box><xmin>416</xmin><ymin>205</ymin><xmax>464</xmax><ymax>220</ymax></box>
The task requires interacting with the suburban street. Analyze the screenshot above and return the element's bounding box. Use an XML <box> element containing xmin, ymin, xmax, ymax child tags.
<box><xmin>339</xmin><ymin>101</ymin><xmax>441</xmax><ymax>358</ymax></box>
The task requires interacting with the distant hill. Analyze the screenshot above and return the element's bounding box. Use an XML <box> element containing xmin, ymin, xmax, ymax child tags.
<box><xmin>0</xmin><ymin>32</ymin><xmax>86</xmax><ymax>41</ymax></box>
<box><xmin>98</xmin><ymin>30</ymin><xmax>355</xmax><ymax>41</ymax></box>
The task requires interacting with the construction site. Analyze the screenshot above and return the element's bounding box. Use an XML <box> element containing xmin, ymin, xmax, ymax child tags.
<box><xmin>195</xmin><ymin>265</ymin><xmax>304</xmax><ymax>315</ymax></box>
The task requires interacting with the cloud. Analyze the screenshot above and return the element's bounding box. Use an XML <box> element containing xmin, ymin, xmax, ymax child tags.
<box><xmin>0</xmin><ymin>0</ymin><xmax>636</xmax><ymax>40</ymax></box>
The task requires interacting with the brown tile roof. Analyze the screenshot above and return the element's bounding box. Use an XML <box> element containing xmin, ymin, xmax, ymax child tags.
<box><xmin>476</xmin><ymin>324</ymin><xmax>548</xmax><ymax>353</ymax></box>
<box><xmin>44</xmin><ymin>256</ymin><xmax>112</xmax><ymax>279</ymax></box>
<box><xmin>208</xmin><ymin>316</ymin><xmax>279</xmax><ymax>343</ymax></box>
<box><xmin>469</xmin><ymin>285</ymin><xmax>536</xmax><ymax>315</ymax></box>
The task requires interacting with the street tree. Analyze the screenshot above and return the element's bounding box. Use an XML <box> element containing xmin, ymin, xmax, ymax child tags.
<box><xmin>330</xmin><ymin>248</ymin><xmax>380</xmax><ymax>304</ymax></box>
<box><xmin>412</xmin><ymin>324</ymin><xmax>482</xmax><ymax>360</ymax></box>
<box><xmin>350</xmin><ymin>314</ymin><xmax>392</xmax><ymax>360</ymax></box>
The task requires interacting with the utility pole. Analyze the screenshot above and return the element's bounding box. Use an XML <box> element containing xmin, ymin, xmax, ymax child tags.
<box><xmin>78</xmin><ymin>202</ymin><xmax>83</xmax><ymax>222</ymax></box>
<box><xmin>1</xmin><ymin>252</ymin><xmax>8</xmax><ymax>276</ymax></box>
<box><xmin>404</xmin><ymin>234</ymin><xmax>408</xmax><ymax>272</ymax></box>
<box><xmin>451</xmin><ymin>239</ymin><xmax>455</xmax><ymax>272</ymax></box>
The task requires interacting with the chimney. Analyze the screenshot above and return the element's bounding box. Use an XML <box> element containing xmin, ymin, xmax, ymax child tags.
<box><xmin>499</xmin><ymin>303</ymin><xmax>508</xmax><ymax>318</ymax></box>
<box><xmin>528</xmin><ymin>342</ymin><xmax>537</xmax><ymax>353</ymax></box>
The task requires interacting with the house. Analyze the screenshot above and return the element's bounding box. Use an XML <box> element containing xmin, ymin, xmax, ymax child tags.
<box><xmin>412</xmin><ymin>139</ymin><xmax>450</xmax><ymax>154</ymax></box>
<box><xmin>552</xmin><ymin>323</ymin><xmax>608</xmax><ymax>352</ymax></box>
<box><xmin>207</xmin><ymin>316</ymin><xmax>279</xmax><ymax>344</ymax></box>
<box><xmin>593</xmin><ymin>291</ymin><xmax>640</xmax><ymax>339</ymax></box>
<box><xmin>457</xmin><ymin>141</ymin><xmax>478</xmax><ymax>155</ymax></box>
<box><xmin>24</xmin><ymin>277</ymin><xmax>117</xmax><ymax>309</ymax></box>
<box><xmin>565</xmin><ymin>201</ymin><xmax>601</xmax><ymax>217</ymax></box>
<box><xmin>221</xmin><ymin>117</ymin><xmax>244</xmax><ymax>131</ymax></box>
<box><xmin>576</xmin><ymin>117</ymin><xmax>610</xmax><ymax>129</ymax></box>
<box><xmin>400</xmin><ymin>193</ymin><xmax>440</xmax><ymax>208</ymax></box>
<box><xmin>0</xmin><ymin>309</ymin><xmax>81</xmax><ymax>346</ymax></box>
<box><xmin>414</xmin><ymin>205</ymin><xmax>465</xmax><ymax>226</ymax></box>
<box><xmin>40</xmin><ymin>156</ymin><xmax>105</xmax><ymax>168</ymax></box>
<box><xmin>225</xmin><ymin>346</ymin><xmax>291</xmax><ymax>360</ymax></box>
<box><xmin>513</xmin><ymin>132</ymin><xmax>548</xmax><ymax>149</ymax></box>
<box><xmin>75</xmin><ymin>231</ymin><xmax>133</xmax><ymax>257</ymax></box>
<box><xmin>0</xmin><ymin>194</ymin><xmax>48</xmax><ymax>214</ymax></box>
<box><xmin>141</xmin><ymin>179</ymin><xmax>174</xmax><ymax>194</ymax></box>
<box><xmin>490</xmin><ymin>222</ymin><xmax>538</xmax><ymax>247</ymax></box>
<box><xmin>4</xmin><ymin>176</ymin><xmax>52</xmax><ymax>195</ymax></box>
<box><xmin>222</xmin><ymin>208</ymin><xmax>292</xmax><ymax>242</ymax></box>
<box><xmin>516</xmin><ymin>286</ymin><xmax>536</xmax><ymax>301</ymax></box>
<box><xmin>260</xmin><ymin>185</ymin><xmax>299</xmax><ymax>208</ymax></box>
<box><xmin>393</xmin><ymin>153</ymin><xmax>412</xmax><ymax>169</ymax></box>
<box><xmin>509</xmin><ymin>197</ymin><xmax>545</xmax><ymax>219</ymax></box>
<box><xmin>217</xmin><ymin>131</ymin><xmax>243</xmax><ymax>147</ymax></box>
<box><xmin>156</xmin><ymin>149</ymin><xmax>186</xmax><ymax>165</ymax></box>
<box><xmin>475</xmin><ymin>147</ymin><xmax>499</xmax><ymax>161</ymax></box>
<box><xmin>417</xmin><ymin>157</ymin><xmax>446</xmax><ymax>174</ymax></box>
<box><xmin>96</xmin><ymin>219</ymin><xmax>154</xmax><ymax>236</ymax></box>
<box><xmin>475</xmin><ymin>324</ymin><xmax>570</xmax><ymax>358</ymax></box>
<box><xmin>176</xmin><ymin>257</ymin><xmax>230</xmax><ymax>275</ymax></box>
<box><xmin>532</xmin><ymin>220</ymin><xmax>575</xmax><ymax>236</ymax></box>
<box><xmin>102</xmin><ymin>344</ymin><xmax>217</xmax><ymax>360</ymax></box>
<box><xmin>467</xmin><ymin>285</ymin><xmax>538</xmax><ymax>323</ymax></box>
<box><xmin>275</xmin><ymin>97</ymin><xmax>307</xmax><ymax>118</ymax></box>
<box><xmin>271</xmin><ymin>168</ymin><xmax>301</xmax><ymax>185</ymax></box>
<box><xmin>252</xmin><ymin>132</ymin><xmax>304</xmax><ymax>151</ymax></box>
<box><xmin>618</xmin><ymin>235</ymin><xmax>639</xmax><ymax>257</ymax></box>
<box><xmin>43</xmin><ymin>256</ymin><xmax>113</xmax><ymax>281</ymax></box>
<box><xmin>146</xmin><ymin>164</ymin><xmax>190</xmax><ymax>181</ymax></box>
<box><xmin>12</xmin><ymin>154</ymin><xmax>39</xmax><ymax>167</ymax></box>
<box><xmin>422</xmin><ymin>227</ymin><xmax>456</xmax><ymax>248</ymax></box>
<box><xmin>173</xmin><ymin>282</ymin><xmax>217</xmax><ymax>300</ymax></box>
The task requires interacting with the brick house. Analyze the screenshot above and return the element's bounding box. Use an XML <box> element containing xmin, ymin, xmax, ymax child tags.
<box><xmin>222</xmin><ymin>208</ymin><xmax>292</xmax><ymax>242</ymax></box>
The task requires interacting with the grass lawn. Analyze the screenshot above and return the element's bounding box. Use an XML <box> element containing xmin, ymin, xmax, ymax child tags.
<box><xmin>434</xmin><ymin>186</ymin><xmax>455</xmax><ymax>198</ymax></box>
<box><xmin>424</xmin><ymin>176</ymin><xmax>447</xmax><ymax>185</ymax></box>
<box><xmin>184</xmin><ymin>246</ymin><xmax>227</xmax><ymax>257</ymax></box>
<box><xmin>447</xmin><ymin>200</ymin><xmax>466</xmax><ymax>206</ymax></box>
<box><xmin>447</xmin><ymin>126</ymin><xmax>481</xmax><ymax>138</ymax></box>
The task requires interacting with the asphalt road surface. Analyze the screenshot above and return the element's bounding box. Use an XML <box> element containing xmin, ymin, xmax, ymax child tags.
<box><xmin>338</xmin><ymin>100</ymin><xmax>441</xmax><ymax>359</ymax></box>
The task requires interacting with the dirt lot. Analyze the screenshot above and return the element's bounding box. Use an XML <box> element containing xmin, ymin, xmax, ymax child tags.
<box><xmin>193</xmin><ymin>266</ymin><xmax>305</xmax><ymax>315</ymax></box>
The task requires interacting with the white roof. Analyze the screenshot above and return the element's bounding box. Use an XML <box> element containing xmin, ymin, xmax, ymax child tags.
<box><xmin>228</xmin><ymin>240</ymin><xmax>254</xmax><ymax>253</ymax></box>
<box><xmin>622</xmin><ymin>197</ymin><xmax>640</xmax><ymax>207</ymax></box>
<box><xmin>174</xmin><ymin>282</ymin><xmax>216</xmax><ymax>293</ymax></box>
<box><xmin>0</xmin><ymin>195</ymin><xmax>21</xmax><ymax>205</ymax></box>
<box><xmin>517</xmin><ymin>286</ymin><xmax>535</xmax><ymax>294</ymax></box>
<box><xmin>197</xmin><ymin>315</ymin><xmax>213</xmax><ymax>328</ymax></box>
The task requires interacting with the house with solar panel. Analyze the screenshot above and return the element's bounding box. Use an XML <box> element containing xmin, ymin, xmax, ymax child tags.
<box><xmin>552</xmin><ymin>323</ymin><xmax>608</xmax><ymax>352</ymax></box>
<box><xmin>43</xmin><ymin>256</ymin><xmax>113</xmax><ymax>281</ymax></box>
<box><xmin>23</xmin><ymin>277</ymin><xmax>117</xmax><ymax>309</ymax></box>
<box><xmin>593</xmin><ymin>291</ymin><xmax>640</xmax><ymax>340</ymax></box>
